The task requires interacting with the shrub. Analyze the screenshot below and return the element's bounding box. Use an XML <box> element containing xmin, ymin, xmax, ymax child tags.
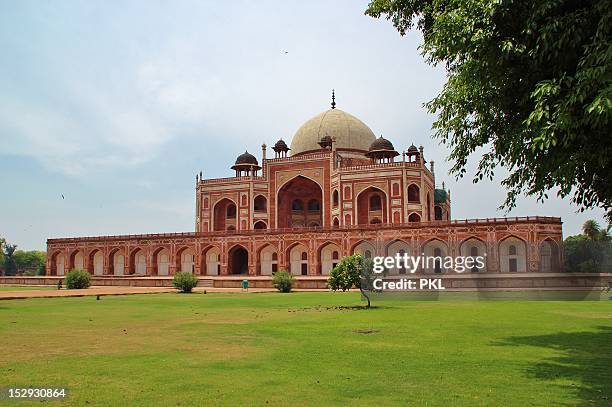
<box><xmin>173</xmin><ymin>271</ymin><xmax>198</xmax><ymax>293</ymax></box>
<box><xmin>272</xmin><ymin>270</ymin><xmax>294</xmax><ymax>293</ymax></box>
<box><xmin>64</xmin><ymin>269</ymin><xmax>91</xmax><ymax>289</ymax></box>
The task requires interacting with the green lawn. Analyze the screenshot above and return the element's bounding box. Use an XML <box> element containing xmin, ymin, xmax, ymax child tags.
<box><xmin>0</xmin><ymin>285</ymin><xmax>54</xmax><ymax>291</ymax></box>
<box><xmin>1</xmin><ymin>292</ymin><xmax>610</xmax><ymax>406</ymax></box>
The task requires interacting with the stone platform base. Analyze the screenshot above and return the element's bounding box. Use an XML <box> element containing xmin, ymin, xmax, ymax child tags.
<box><xmin>1</xmin><ymin>273</ymin><xmax>610</xmax><ymax>291</ymax></box>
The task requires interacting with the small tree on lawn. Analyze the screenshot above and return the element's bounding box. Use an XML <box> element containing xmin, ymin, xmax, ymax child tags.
<box><xmin>327</xmin><ymin>253</ymin><xmax>378</xmax><ymax>308</ymax></box>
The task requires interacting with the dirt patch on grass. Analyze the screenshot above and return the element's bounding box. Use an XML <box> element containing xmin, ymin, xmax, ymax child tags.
<box><xmin>353</xmin><ymin>329</ymin><xmax>380</xmax><ymax>334</ymax></box>
<box><xmin>288</xmin><ymin>305</ymin><xmax>373</xmax><ymax>313</ymax></box>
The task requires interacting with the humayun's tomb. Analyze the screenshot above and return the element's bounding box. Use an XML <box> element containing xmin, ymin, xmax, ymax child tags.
<box><xmin>36</xmin><ymin>92</ymin><xmax>599</xmax><ymax>290</ymax></box>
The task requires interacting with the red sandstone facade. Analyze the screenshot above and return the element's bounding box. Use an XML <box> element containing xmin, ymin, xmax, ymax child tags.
<box><xmin>46</xmin><ymin>96</ymin><xmax>563</xmax><ymax>279</ymax></box>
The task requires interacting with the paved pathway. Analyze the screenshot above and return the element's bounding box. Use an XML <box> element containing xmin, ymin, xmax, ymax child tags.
<box><xmin>0</xmin><ymin>286</ymin><xmax>284</xmax><ymax>300</ymax></box>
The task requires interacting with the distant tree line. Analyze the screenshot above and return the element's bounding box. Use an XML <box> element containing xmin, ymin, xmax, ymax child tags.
<box><xmin>0</xmin><ymin>237</ymin><xmax>46</xmax><ymax>276</ymax></box>
<box><xmin>564</xmin><ymin>220</ymin><xmax>612</xmax><ymax>273</ymax></box>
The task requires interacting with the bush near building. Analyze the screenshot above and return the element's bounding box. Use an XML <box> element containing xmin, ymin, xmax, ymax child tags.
<box><xmin>64</xmin><ymin>269</ymin><xmax>91</xmax><ymax>289</ymax></box>
<box><xmin>173</xmin><ymin>272</ymin><xmax>198</xmax><ymax>293</ymax></box>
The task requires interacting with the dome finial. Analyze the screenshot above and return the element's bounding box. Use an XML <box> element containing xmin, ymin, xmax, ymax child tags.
<box><xmin>331</xmin><ymin>89</ymin><xmax>336</xmax><ymax>109</ymax></box>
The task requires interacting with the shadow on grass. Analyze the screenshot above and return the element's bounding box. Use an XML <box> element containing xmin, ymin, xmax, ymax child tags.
<box><xmin>495</xmin><ymin>326</ymin><xmax>612</xmax><ymax>405</ymax></box>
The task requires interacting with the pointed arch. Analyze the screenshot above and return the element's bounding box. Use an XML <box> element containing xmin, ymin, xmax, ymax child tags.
<box><xmin>317</xmin><ymin>241</ymin><xmax>342</xmax><ymax>275</ymax></box>
<box><xmin>459</xmin><ymin>237</ymin><xmax>488</xmax><ymax>272</ymax></box>
<box><xmin>151</xmin><ymin>247</ymin><xmax>166</xmax><ymax>276</ymax></box>
<box><xmin>228</xmin><ymin>244</ymin><xmax>249</xmax><ymax>275</ymax></box>
<box><xmin>108</xmin><ymin>248</ymin><xmax>125</xmax><ymax>276</ymax></box>
<box><xmin>201</xmin><ymin>245</ymin><xmax>220</xmax><ymax>276</ymax></box>
<box><xmin>407</xmin><ymin>184</ymin><xmax>420</xmax><ymax>203</ymax></box>
<box><xmin>254</xmin><ymin>195</ymin><xmax>267</xmax><ymax>212</ymax></box>
<box><xmin>129</xmin><ymin>247</ymin><xmax>148</xmax><ymax>275</ymax></box>
<box><xmin>351</xmin><ymin>240</ymin><xmax>377</xmax><ymax>259</ymax></box>
<box><xmin>257</xmin><ymin>243</ymin><xmax>279</xmax><ymax>276</ymax></box>
<box><xmin>422</xmin><ymin>238</ymin><xmax>449</xmax><ymax>274</ymax></box>
<box><xmin>386</xmin><ymin>239</ymin><xmax>412</xmax><ymax>275</ymax></box>
<box><xmin>68</xmin><ymin>249</ymin><xmax>85</xmax><ymax>271</ymax></box>
<box><xmin>356</xmin><ymin>186</ymin><xmax>388</xmax><ymax>225</ymax></box>
<box><xmin>286</xmin><ymin>242</ymin><xmax>309</xmax><ymax>276</ymax></box>
<box><xmin>539</xmin><ymin>238</ymin><xmax>560</xmax><ymax>272</ymax></box>
<box><xmin>499</xmin><ymin>235</ymin><xmax>527</xmax><ymax>273</ymax></box>
<box><xmin>213</xmin><ymin>197</ymin><xmax>238</xmax><ymax>231</ymax></box>
<box><xmin>176</xmin><ymin>246</ymin><xmax>195</xmax><ymax>273</ymax></box>
<box><xmin>277</xmin><ymin>175</ymin><xmax>323</xmax><ymax>228</ymax></box>
<box><xmin>254</xmin><ymin>220</ymin><xmax>267</xmax><ymax>230</ymax></box>
<box><xmin>88</xmin><ymin>249</ymin><xmax>104</xmax><ymax>276</ymax></box>
<box><xmin>49</xmin><ymin>250</ymin><xmax>63</xmax><ymax>276</ymax></box>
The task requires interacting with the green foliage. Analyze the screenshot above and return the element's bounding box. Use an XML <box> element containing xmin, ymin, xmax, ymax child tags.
<box><xmin>581</xmin><ymin>219</ymin><xmax>611</xmax><ymax>241</ymax></box>
<box><xmin>564</xmin><ymin>234</ymin><xmax>612</xmax><ymax>273</ymax></box>
<box><xmin>0</xmin><ymin>237</ymin><xmax>5</xmax><ymax>271</ymax></box>
<box><xmin>327</xmin><ymin>254</ymin><xmax>364</xmax><ymax>292</ymax></box>
<box><xmin>13</xmin><ymin>250</ymin><xmax>46</xmax><ymax>275</ymax></box>
<box><xmin>366</xmin><ymin>0</ymin><xmax>612</xmax><ymax>220</ymax></box>
<box><xmin>272</xmin><ymin>270</ymin><xmax>294</xmax><ymax>293</ymax></box>
<box><xmin>172</xmin><ymin>271</ymin><xmax>198</xmax><ymax>293</ymax></box>
<box><xmin>0</xmin><ymin>238</ymin><xmax>46</xmax><ymax>276</ymax></box>
<box><xmin>64</xmin><ymin>269</ymin><xmax>91</xmax><ymax>289</ymax></box>
<box><xmin>327</xmin><ymin>254</ymin><xmax>378</xmax><ymax>307</ymax></box>
<box><xmin>2</xmin><ymin>242</ymin><xmax>18</xmax><ymax>276</ymax></box>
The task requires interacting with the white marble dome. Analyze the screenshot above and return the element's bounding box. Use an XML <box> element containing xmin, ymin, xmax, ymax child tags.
<box><xmin>290</xmin><ymin>108</ymin><xmax>376</xmax><ymax>155</ymax></box>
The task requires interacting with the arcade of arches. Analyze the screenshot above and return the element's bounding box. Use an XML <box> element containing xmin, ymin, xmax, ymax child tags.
<box><xmin>48</xmin><ymin>234</ymin><xmax>562</xmax><ymax>277</ymax></box>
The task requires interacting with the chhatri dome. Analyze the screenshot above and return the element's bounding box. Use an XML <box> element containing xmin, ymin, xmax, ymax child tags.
<box><xmin>290</xmin><ymin>90</ymin><xmax>376</xmax><ymax>156</ymax></box>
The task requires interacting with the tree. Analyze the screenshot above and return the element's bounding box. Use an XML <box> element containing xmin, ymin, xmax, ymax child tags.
<box><xmin>327</xmin><ymin>254</ymin><xmax>377</xmax><ymax>308</ymax></box>
<box><xmin>13</xmin><ymin>250</ymin><xmax>46</xmax><ymax>275</ymax></box>
<box><xmin>0</xmin><ymin>237</ymin><xmax>5</xmax><ymax>274</ymax></box>
<box><xmin>564</xmin><ymin>219</ymin><xmax>612</xmax><ymax>271</ymax></box>
<box><xmin>366</xmin><ymin>0</ymin><xmax>612</xmax><ymax>220</ymax></box>
<box><xmin>2</xmin><ymin>242</ymin><xmax>18</xmax><ymax>276</ymax></box>
<box><xmin>582</xmin><ymin>220</ymin><xmax>602</xmax><ymax>240</ymax></box>
<box><xmin>581</xmin><ymin>219</ymin><xmax>611</xmax><ymax>241</ymax></box>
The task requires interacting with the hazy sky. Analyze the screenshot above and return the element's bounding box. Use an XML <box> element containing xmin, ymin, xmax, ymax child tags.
<box><xmin>0</xmin><ymin>0</ymin><xmax>606</xmax><ymax>250</ymax></box>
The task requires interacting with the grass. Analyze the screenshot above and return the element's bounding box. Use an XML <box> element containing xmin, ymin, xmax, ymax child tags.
<box><xmin>0</xmin><ymin>285</ymin><xmax>54</xmax><ymax>291</ymax></box>
<box><xmin>1</xmin><ymin>292</ymin><xmax>611</xmax><ymax>406</ymax></box>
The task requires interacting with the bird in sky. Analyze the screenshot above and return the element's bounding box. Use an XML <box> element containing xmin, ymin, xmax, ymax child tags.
<box><xmin>61</xmin><ymin>194</ymin><xmax>65</xmax><ymax>199</ymax></box>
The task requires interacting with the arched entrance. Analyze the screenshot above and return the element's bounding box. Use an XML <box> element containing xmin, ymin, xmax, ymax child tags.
<box><xmin>499</xmin><ymin>236</ymin><xmax>527</xmax><ymax>272</ymax></box>
<box><xmin>539</xmin><ymin>239</ymin><xmax>560</xmax><ymax>272</ymax></box>
<box><xmin>277</xmin><ymin>176</ymin><xmax>323</xmax><ymax>228</ymax></box>
<box><xmin>213</xmin><ymin>198</ymin><xmax>237</xmax><ymax>231</ymax></box>
<box><xmin>422</xmin><ymin>239</ymin><xmax>448</xmax><ymax>273</ymax></box>
<box><xmin>356</xmin><ymin>187</ymin><xmax>387</xmax><ymax>225</ymax></box>
<box><xmin>130</xmin><ymin>248</ymin><xmax>147</xmax><ymax>275</ymax></box>
<box><xmin>318</xmin><ymin>242</ymin><xmax>341</xmax><ymax>275</ymax></box>
<box><xmin>288</xmin><ymin>243</ymin><xmax>309</xmax><ymax>276</ymax></box>
<box><xmin>386</xmin><ymin>240</ymin><xmax>412</xmax><ymax>274</ymax></box>
<box><xmin>460</xmin><ymin>238</ymin><xmax>487</xmax><ymax>272</ymax></box>
<box><xmin>258</xmin><ymin>245</ymin><xmax>278</xmax><ymax>276</ymax></box>
<box><xmin>88</xmin><ymin>250</ymin><xmax>104</xmax><ymax>276</ymax></box>
<box><xmin>202</xmin><ymin>246</ymin><xmax>220</xmax><ymax>276</ymax></box>
<box><xmin>228</xmin><ymin>245</ymin><xmax>249</xmax><ymax>275</ymax></box>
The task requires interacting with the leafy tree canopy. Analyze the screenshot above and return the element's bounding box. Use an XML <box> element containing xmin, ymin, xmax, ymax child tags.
<box><xmin>327</xmin><ymin>254</ymin><xmax>379</xmax><ymax>307</ymax></box>
<box><xmin>366</xmin><ymin>0</ymin><xmax>612</xmax><ymax>220</ymax></box>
